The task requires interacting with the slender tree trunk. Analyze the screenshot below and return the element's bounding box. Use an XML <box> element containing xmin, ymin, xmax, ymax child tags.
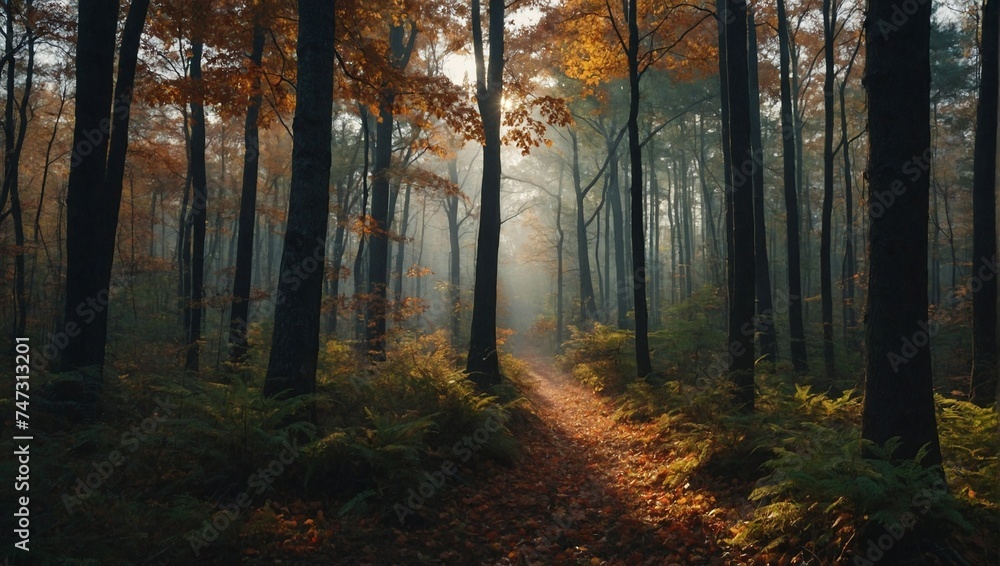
<box><xmin>466</xmin><ymin>0</ymin><xmax>505</xmax><ymax>388</ymax></box>
<box><xmin>723</xmin><ymin>0</ymin><xmax>755</xmax><ymax>411</ymax></box>
<box><xmin>607</xmin><ymin>135</ymin><xmax>628</xmax><ymax>328</ymax></box>
<box><xmin>393</xmin><ymin>183</ymin><xmax>411</xmax><ymax>301</ymax></box>
<box><xmin>229</xmin><ymin>7</ymin><xmax>265</xmax><ymax>362</ymax></box>
<box><xmin>820</xmin><ymin>0</ymin><xmax>837</xmax><ymax>382</ymax></box>
<box><xmin>446</xmin><ymin>158</ymin><xmax>463</xmax><ymax>346</ymax></box>
<box><xmin>263</xmin><ymin>0</ymin><xmax>336</xmax><ymax>399</ymax></box>
<box><xmin>839</xmin><ymin>39</ymin><xmax>861</xmax><ymax>352</ymax></box>
<box><xmin>556</xmin><ymin>161</ymin><xmax>565</xmax><ymax>347</ymax></box>
<box><xmin>971</xmin><ymin>0</ymin><xmax>999</xmax><ymax>406</ymax></box>
<box><xmin>697</xmin><ymin>115</ymin><xmax>721</xmax><ymax>286</ymax></box>
<box><xmin>777</xmin><ymin>0</ymin><xmax>808</xmax><ymax>374</ymax></box>
<box><xmin>570</xmin><ymin>129</ymin><xmax>600</xmax><ymax>323</ymax></box>
<box><xmin>185</xmin><ymin>35</ymin><xmax>208</xmax><ymax>374</ymax></box>
<box><xmin>624</xmin><ymin>0</ymin><xmax>653</xmax><ymax>378</ymax></box>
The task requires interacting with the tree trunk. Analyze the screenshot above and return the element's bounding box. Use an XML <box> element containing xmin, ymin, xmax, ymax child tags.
<box><xmin>229</xmin><ymin>6</ymin><xmax>265</xmax><ymax>363</ymax></box>
<box><xmin>971</xmin><ymin>0</ymin><xmax>999</xmax><ymax>406</ymax></box>
<box><xmin>777</xmin><ymin>0</ymin><xmax>808</xmax><ymax>374</ymax></box>
<box><xmin>466</xmin><ymin>0</ymin><xmax>505</xmax><ymax>388</ymax></box>
<box><xmin>747</xmin><ymin>6</ymin><xmax>778</xmax><ymax>363</ymax></box>
<box><xmin>446</xmin><ymin>158</ymin><xmax>463</xmax><ymax>346</ymax></box>
<box><xmin>393</xmin><ymin>183</ymin><xmax>412</xmax><ymax>301</ymax></box>
<box><xmin>607</xmin><ymin>132</ymin><xmax>628</xmax><ymax>328</ymax></box>
<box><xmin>60</xmin><ymin>0</ymin><xmax>147</xmax><ymax>407</ymax></box>
<box><xmin>263</xmin><ymin>0</ymin><xmax>335</xmax><ymax>400</ymax></box>
<box><xmin>839</xmin><ymin>39</ymin><xmax>861</xmax><ymax>352</ymax></box>
<box><xmin>625</xmin><ymin>0</ymin><xmax>653</xmax><ymax>378</ymax></box>
<box><xmin>862</xmin><ymin>0</ymin><xmax>942</xmax><ymax>468</ymax></box>
<box><xmin>820</xmin><ymin>0</ymin><xmax>837</xmax><ymax>383</ymax></box>
<box><xmin>570</xmin><ymin>129</ymin><xmax>600</xmax><ymax>323</ymax></box>
<box><xmin>184</xmin><ymin>35</ymin><xmax>208</xmax><ymax>374</ymax></box>
<box><xmin>723</xmin><ymin>0</ymin><xmax>755</xmax><ymax>411</ymax></box>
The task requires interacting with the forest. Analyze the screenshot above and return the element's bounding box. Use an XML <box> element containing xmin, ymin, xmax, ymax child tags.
<box><xmin>0</xmin><ymin>0</ymin><xmax>999</xmax><ymax>563</ymax></box>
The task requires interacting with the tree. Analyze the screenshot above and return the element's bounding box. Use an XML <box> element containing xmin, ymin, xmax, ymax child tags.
<box><xmin>184</xmin><ymin>10</ymin><xmax>209</xmax><ymax>373</ymax></box>
<box><xmin>465</xmin><ymin>0</ymin><xmax>505</xmax><ymax>388</ymax></box>
<box><xmin>777</xmin><ymin>0</ymin><xmax>808</xmax><ymax>374</ymax></box>
<box><xmin>229</xmin><ymin>0</ymin><xmax>267</xmax><ymax>363</ymax></box>
<box><xmin>746</xmin><ymin>5</ymin><xmax>777</xmax><ymax>364</ymax></box>
<box><xmin>820</xmin><ymin>0</ymin><xmax>837</xmax><ymax>383</ymax></box>
<box><xmin>262</xmin><ymin>0</ymin><xmax>336</xmax><ymax>399</ymax></box>
<box><xmin>970</xmin><ymin>0</ymin><xmax>999</xmax><ymax>407</ymax></box>
<box><xmin>59</xmin><ymin>0</ymin><xmax>149</xmax><ymax>410</ymax></box>
<box><xmin>366</xmin><ymin>18</ymin><xmax>418</xmax><ymax>360</ymax></box>
<box><xmin>862</xmin><ymin>0</ymin><xmax>942</xmax><ymax>466</ymax></box>
<box><xmin>723</xmin><ymin>0</ymin><xmax>754</xmax><ymax>411</ymax></box>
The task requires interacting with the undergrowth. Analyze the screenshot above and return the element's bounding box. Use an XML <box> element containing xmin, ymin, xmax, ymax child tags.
<box><xmin>0</xmin><ymin>329</ymin><xmax>527</xmax><ymax>564</ymax></box>
<box><xmin>562</xmin><ymin>298</ymin><xmax>999</xmax><ymax>565</ymax></box>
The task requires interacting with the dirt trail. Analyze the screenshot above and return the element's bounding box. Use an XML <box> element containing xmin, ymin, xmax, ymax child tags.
<box><xmin>255</xmin><ymin>359</ymin><xmax>739</xmax><ymax>565</ymax></box>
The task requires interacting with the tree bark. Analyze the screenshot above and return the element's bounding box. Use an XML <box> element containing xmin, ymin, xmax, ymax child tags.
<box><xmin>862</xmin><ymin>0</ymin><xmax>942</xmax><ymax>468</ymax></box>
<box><xmin>263</xmin><ymin>0</ymin><xmax>336</xmax><ymax>399</ymax></box>
<box><xmin>229</xmin><ymin>5</ymin><xmax>266</xmax><ymax>363</ymax></box>
<box><xmin>971</xmin><ymin>0</ymin><xmax>999</xmax><ymax>406</ymax></box>
<box><xmin>747</xmin><ymin>6</ymin><xmax>777</xmax><ymax>363</ymax></box>
<box><xmin>184</xmin><ymin>34</ymin><xmax>208</xmax><ymax>374</ymax></box>
<box><xmin>777</xmin><ymin>0</ymin><xmax>808</xmax><ymax>374</ymax></box>
<box><xmin>466</xmin><ymin>0</ymin><xmax>505</xmax><ymax>388</ymax></box>
<box><xmin>820</xmin><ymin>0</ymin><xmax>837</xmax><ymax>382</ymax></box>
<box><xmin>723</xmin><ymin>0</ymin><xmax>755</xmax><ymax>411</ymax></box>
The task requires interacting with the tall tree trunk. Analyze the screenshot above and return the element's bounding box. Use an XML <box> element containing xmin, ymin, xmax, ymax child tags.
<box><xmin>556</xmin><ymin>161</ymin><xmax>565</xmax><ymax>347</ymax></box>
<box><xmin>393</xmin><ymin>183</ymin><xmax>412</xmax><ymax>301</ymax></box>
<box><xmin>717</xmin><ymin>0</ymin><xmax>735</xmax><ymax>312</ymax></box>
<box><xmin>862</xmin><ymin>0</ymin><xmax>942</xmax><ymax>469</ymax></box>
<box><xmin>1</xmin><ymin>1</ymin><xmax>35</xmax><ymax>337</ymax></box>
<box><xmin>446</xmin><ymin>158</ymin><xmax>463</xmax><ymax>346</ymax></box>
<box><xmin>723</xmin><ymin>0</ymin><xmax>755</xmax><ymax>411</ymax></box>
<box><xmin>466</xmin><ymin>0</ymin><xmax>505</xmax><ymax>388</ymax></box>
<box><xmin>185</xmin><ymin>34</ymin><xmax>208</xmax><ymax>374</ymax></box>
<box><xmin>777</xmin><ymin>0</ymin><xmax>808</xmax><ymax>374</ymax></box>
<box><xmin>747</xmin><ymin>6</ymin><xmax>777</xmax><ymax>363</ymax></box>
<box><xmin>229</xmin><ymin>5</ymin><xmax>266</xmax><ymax>362</ymax></box>
<box><xmin>820</xmin><ymin>0</ymin><xmax>837</xmax><ymax>382</ymax></box>
<box><xmin>625</xmin><ymin>0</ymin><xmax>653</xmax><ymax>378</ymax></box>
<box><xmin>263</xmin><ymin>0</ymin><xmax>336</xmax><ymax>399</ymax></box>
<box><xmin>60</xmin><ymin>0</ymin><xmax>148</xmax><ymax>406</ymax></box>
<box><xmin>697</xmin><ymin>114</ymin><xmax>721</xmax><ymax>286</ymax></box>
<box><xmin>606</xmin><ymin>133</ymin><xmax>628</xmax><ymax>328</ymax></box>
<box><xmin>570</xmin><ymin>129</ymin><xmax>600</xmax><ymax>323</ymax></box>
<box><xmin>839</xmin><ymin>38</ymin><xmax>861</xmax><ymax>352</ymax></box>
<box><xmin>970</xmin><ymin>0</ymin><xmax>999</xmax><ymax>406</ymax></box>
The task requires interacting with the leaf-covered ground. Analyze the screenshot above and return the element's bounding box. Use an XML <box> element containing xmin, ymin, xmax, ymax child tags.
<box><xmin>240</xmin><ymin>360</ymin><xmax>753</xmax><ymax>564</ymax></box>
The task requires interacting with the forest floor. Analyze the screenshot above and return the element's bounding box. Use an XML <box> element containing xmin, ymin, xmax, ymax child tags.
<box><xmin>242</xmin><ymin>358</ymin><xmax>754</xmax><ymax>565</ymax></box>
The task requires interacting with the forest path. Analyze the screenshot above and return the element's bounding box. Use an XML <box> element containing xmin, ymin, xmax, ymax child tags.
<box><xmin>253</xmin><ymin>357</ymin><xmax>741</xmax><ymax>565</ymax></box>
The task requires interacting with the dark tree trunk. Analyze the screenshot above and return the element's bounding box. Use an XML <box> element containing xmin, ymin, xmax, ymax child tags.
<box><xmin>466</xmin><ymin>0</ymin><xmax>505</xmax><ymax>388</ymax></box>
<box><xmin>60</xmin><ymin>0</ymin><xmax>147</xmax><ymax>402</ymax></box>
<box><xmin>723</xmin><ymin>0</ymin><xmax>755</xmax><ymax>411</ymax></box>
<box><xmin>229</xmin><ymin>8</ymin><xmax>266</xmax><ymax>363</ymax></box>
<box><xmin>839</xmin><ymin>39</ymin><xmax>861</xmax><ymax>352</ymax></box>
<box><xmin>777</xmin><ymin>0</ymin><xmax>808</xmax><ymax>374</ymax></box>
<box><xmin>392</xmin><ymin>183</ymin><xmax>412</xmax><ymax>301</ymax></box>
<box><xmin>556</xmin><ymin>162</ymin><xmax>565</xmax><ymax>347</ymax></box>
<box><xmin>747</xmin><ymin>6</ymin><xmax>777</xmax><ymax>363</ymax></box>
<box><xmin>607</xmin><ymin>133</ymin><xmax>628</xmax><ymax>328</ymax></box>
<box><xmin>625</xmin><ymin>0</ymin><xmax>653</xmax><ymax>378</ymax></box>
<box><xmin>263</xmin><ymin>0</ymin><xmax>335</xmax><ymax>399</ymax></box>
<box><xmin>971</xmin><ymin>0</ymin><xmax>999</xmax><ymax>406</ymax></box>
<box><xmin>697</xmin><ymin>114</ymin><xmax>721</xmax><ymax>286</ymax></box>
<box><xmin>862</xmin><ymin>0</ymin><xmax>942</xmax><ymax>467</ymax></box>
<box><xmin>820</xmin><ymin>0</ymin><xmax>837</xmax><ymax>383</ymax></box>
<box><xmin>717</xmin><ymin>0</ymin><xmax>735</xmax><ymax>311</ymax></box>
<box><xmin>446</xmin><ymin>158</ymin><xmax>463</xmax><ymax>346</ymax></box>
<box><xmin>184</xmin><ymin>36</ymin><xmax>208</xmax><ymax>374</ymax></box>
<box><xmin>569</xmin><ymin>129</ymin><xmax>600</xmax><ymax>323</ymax></box>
